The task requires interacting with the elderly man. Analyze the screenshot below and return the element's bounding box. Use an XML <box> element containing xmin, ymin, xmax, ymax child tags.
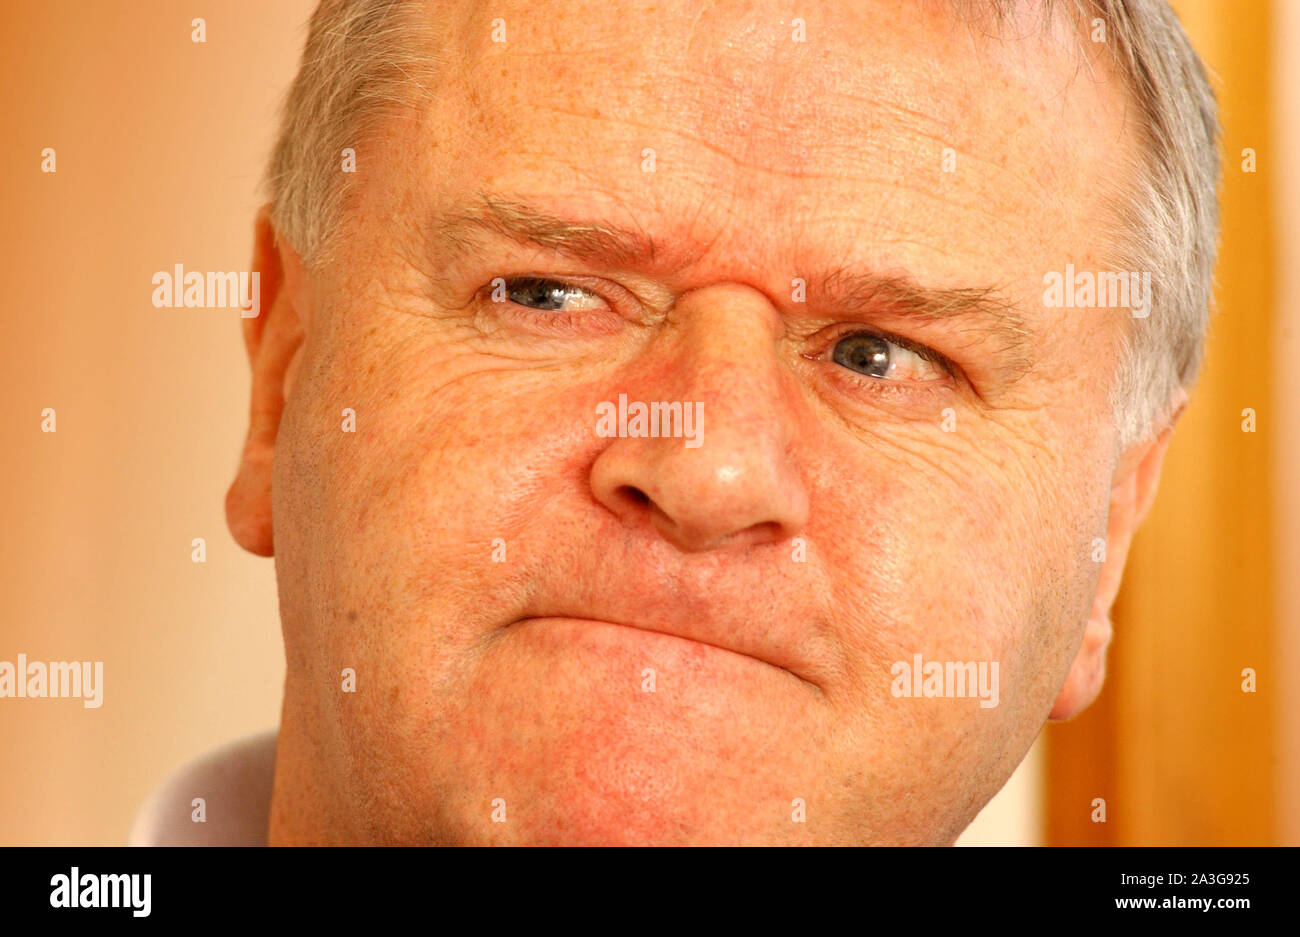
<box><xmin>133</xmin><ymin>0</ymin><xmax>1218</xmax><ymax>845</ymax></box>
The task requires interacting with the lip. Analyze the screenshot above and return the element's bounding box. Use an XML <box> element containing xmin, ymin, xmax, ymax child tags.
<box><xmin>505</xmin><ymin>615</ymin><xmax>823</xmax><ymax>694</ymax></box>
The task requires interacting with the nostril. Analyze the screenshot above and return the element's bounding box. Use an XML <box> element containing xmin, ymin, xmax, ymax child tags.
<box><xmin>619</xmin><ymin>485</ymin><xmax>652</xmax><ymax>508</ymax></box>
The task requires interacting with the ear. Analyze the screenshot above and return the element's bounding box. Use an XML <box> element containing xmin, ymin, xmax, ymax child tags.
<box><xmin>1048</xmin><ymin>397</ymin><xmax>1185</xmax><ymax>720</ymax></box>
<box><xmin>224</xmin><ymin>207</ymin><xmax>310</xmax><ymax>557</ymax></box>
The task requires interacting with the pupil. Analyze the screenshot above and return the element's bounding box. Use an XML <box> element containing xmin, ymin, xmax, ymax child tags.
<box><xmin>833</xmin><ymin>335</ymin><xmax>891</xmax><ymax>377</ymax></box>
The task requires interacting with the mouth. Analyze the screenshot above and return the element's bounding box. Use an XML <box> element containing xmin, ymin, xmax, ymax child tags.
<box><xmin>500</xmin><ymin>616</ymin><xmax>822</xmax><ymax>695</ymax></box>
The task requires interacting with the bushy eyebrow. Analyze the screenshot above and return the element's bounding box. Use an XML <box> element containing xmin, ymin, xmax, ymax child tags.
<box><xmin>436</xmin><ymin>192</ymin><xmax>1034</xmax><ymax>385</ymax></box>
<box><xmin>436</xmin><ymin>194</ymin><xmax>658</xmax><ymax>267</ymax></box>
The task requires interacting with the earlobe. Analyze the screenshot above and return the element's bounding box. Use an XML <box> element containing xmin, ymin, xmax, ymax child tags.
<box><xmin>225</xmin><ymin>208</ymin><xmax>308</xmax><ymax>557</ymax></box>
<box><xmin>1048</xmin><ymin>596</ymin><xmax>1114</xmax><ymax>720</ymax></box>
<box><xmin>1047</xmin><ymin>413</ymin><xmax>1180</xmax><ymax>721</ymax></box>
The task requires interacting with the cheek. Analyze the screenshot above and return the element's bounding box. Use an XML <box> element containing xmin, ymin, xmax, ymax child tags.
<box><xmin>809</xmin><ymin>421</ymin><xmax>1106</xmax><ymax>725</ymax></box>
<box><xmin>276</xmin><ymin>323</ymin><xmax>623</xmax><ymax>677</ymax></box>
<box><xmin>795</xmin><ymin>431</ymin><xmax>1107</xmax><ymax>835</ymax></box>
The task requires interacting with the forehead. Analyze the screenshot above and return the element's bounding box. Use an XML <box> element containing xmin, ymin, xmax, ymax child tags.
<box><xmin>408</xmin><ymin>0</ymin><xmax>1134</xmax><ymax>296</ymax></box>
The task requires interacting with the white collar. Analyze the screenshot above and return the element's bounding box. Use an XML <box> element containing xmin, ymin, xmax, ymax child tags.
<box><xmin>128</xmin><ymin>729</ymin><xmax>277</xmax><ymax>846</ymax></box>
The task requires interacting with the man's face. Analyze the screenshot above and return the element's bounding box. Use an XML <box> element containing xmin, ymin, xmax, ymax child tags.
<box><xmin>267</xmin><ymin>0</ymin><xmax>1137</xmax><ymax>843</ymax></box>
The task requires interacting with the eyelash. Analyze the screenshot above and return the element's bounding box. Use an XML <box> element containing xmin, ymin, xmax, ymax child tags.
<box><xmin>484</xmin><ymin>275</ymin><xmax>958</xmax><ymax>392</ymax></box>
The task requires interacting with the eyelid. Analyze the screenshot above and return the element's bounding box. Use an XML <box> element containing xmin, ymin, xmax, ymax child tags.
<box><xmin>507</xmin><ymin>275</ymin><xmax>600</xmax><ymax>299</ymax></box>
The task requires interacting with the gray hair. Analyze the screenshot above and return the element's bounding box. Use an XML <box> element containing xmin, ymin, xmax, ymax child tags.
<box><xmin>1078</xmin><ymin>1</ymin><xmax>1221</xmax><ymax>447</ymax></box>
<box><xmin>265</xmin><ymin>0</ymin><xmax>437</xmax><ymax>268</ymax></box>
<box><xmin>265</xmin><ymin>0</ymin><xmax>1219</xmax><ymax>448</ymax></box>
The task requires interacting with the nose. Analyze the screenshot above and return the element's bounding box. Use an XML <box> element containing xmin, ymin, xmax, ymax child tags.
<box><xmin>589</xmin><ymin>283</ymin><xmax>809</xmax><ymax>552</ymax></box>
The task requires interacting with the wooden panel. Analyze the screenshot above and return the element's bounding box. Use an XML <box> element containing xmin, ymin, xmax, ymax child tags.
<box><xmin>1046</xmin><ymin>0</ymin><xmax>1277</xmax><ymax>846</ymax></box>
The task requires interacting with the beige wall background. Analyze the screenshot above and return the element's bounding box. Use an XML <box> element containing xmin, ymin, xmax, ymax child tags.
<box><xmin>0</xmin><ymin>0</ymin><xmax>1288</xmax><ymax>846</ymax></box>
<box><xmin>0</xmin><ymin>0</ymin><xmax>312</xmax><ymax>845</ymax></box>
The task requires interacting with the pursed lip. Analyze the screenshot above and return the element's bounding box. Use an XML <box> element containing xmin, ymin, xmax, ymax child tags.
<box><xmin>491</xmin><ymin>536</ymin><xmax>839</xmax><ymax>697</ymax></box>
<box><xmin>503</xmin><ymin>613</ymin><xmax>825</xmax><ymax>695</ymax></box>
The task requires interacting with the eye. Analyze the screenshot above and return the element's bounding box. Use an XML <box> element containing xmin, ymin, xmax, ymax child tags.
<box><xmin>830</xmin><ymin>332</ymin><xmax>947</xmax><ymax>382</ymax></box>
<box><xmin>501</xmin><ymin>276</ymin><xmax>607</xmax><ymax>313</ymax></box>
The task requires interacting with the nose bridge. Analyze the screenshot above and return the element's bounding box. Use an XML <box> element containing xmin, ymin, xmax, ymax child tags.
<box><xmin>664</xmin><ymin>282</ymin><xmax>790</xmax><ymax>456</ymax></box>
<box><xmin>669</xmin><ymin>281</ymin><xmax>785</xmax><ymax>396</ymax></box>
<box><xmin>588</xmin><ymin>282</ymin><xmax>808</xmax><ymax>552</ymax></box>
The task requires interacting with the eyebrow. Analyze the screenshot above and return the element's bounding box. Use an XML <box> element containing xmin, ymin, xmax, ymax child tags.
<box><xmin>436</xmin><ymin>193</ymin><xmax>1034</xmax><ymax>384</ymax></box>
<box><xmin>437</xmin><ymin>194</ymin><xmax>658</xmax><ymax>268</ymax></box>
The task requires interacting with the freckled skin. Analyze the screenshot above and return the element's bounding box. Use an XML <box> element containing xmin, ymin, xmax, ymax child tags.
<box><xmin>227</xmin><ymin>0</ymin><xmax>1181</xmax><ymax>844</ymax></box>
